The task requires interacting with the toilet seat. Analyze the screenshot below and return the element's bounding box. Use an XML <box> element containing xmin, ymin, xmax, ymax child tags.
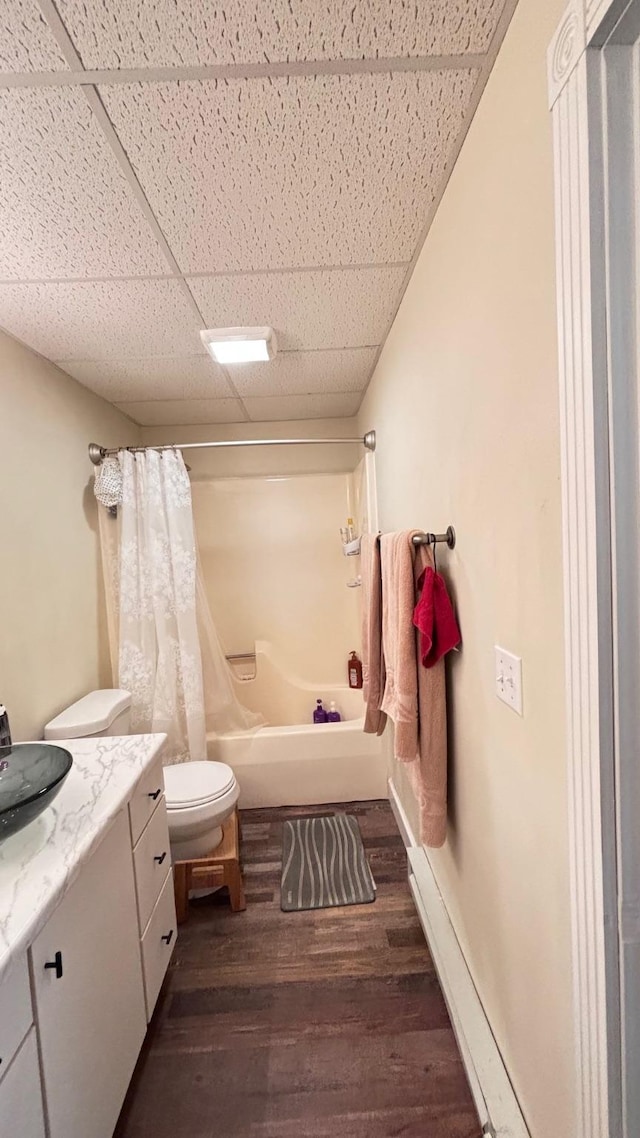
<box><xmin>164</xmin><ymin>761</ymin><xmax>240</xmax><ymax>861</ymax></box>
<box><xmin>163</xmin><ymin>761</ymin><xmax>236</xmax><ymax>810</ymax></box>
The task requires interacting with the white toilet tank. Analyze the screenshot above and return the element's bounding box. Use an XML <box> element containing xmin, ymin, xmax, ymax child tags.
<box><xmin>44</xmin><ymin>689</ymin><xmax>132</xmax><ymax>741</ymax></box>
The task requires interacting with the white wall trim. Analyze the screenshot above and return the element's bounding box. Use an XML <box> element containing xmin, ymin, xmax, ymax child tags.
<box><xmin>548</xmin><ymin>4</ymin><xmax>629</xmax><ymax>1134</ymax></box>
<box><xmin>387</xmin><ymin>776</ymin><xmax>417</xmax><ymax>848</ymax></box>
<box><xmin>548</xmin><ymin>0</ymin><xmax>587</xmax><ymax>107</ymax></box>
<box><xmin>388</xmin><ymin>778</ymin><xmax>530</xmax><ymax>1138</ymax></box>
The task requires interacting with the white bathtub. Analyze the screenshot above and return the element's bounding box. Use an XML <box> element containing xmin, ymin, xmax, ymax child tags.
<box><xmin>208</xmin><ymin>717</ymin><xmax>386</xmax><ymax>809</ymax></box>
<box><xmin>207</xmin><ymin>642</ymin><xmax>387</xmax><ymax>808</ymax></box>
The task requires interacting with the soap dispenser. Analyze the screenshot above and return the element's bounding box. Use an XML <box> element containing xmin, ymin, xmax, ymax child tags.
<box><xmin>348</xmin><ymin>652</ymin><xmax>363</xmax><ymax>689</ymax></box>
<box><xmin>313</xmin><ymin>699</ymin><xmax>328</xmax><ymax>724</ymax></box>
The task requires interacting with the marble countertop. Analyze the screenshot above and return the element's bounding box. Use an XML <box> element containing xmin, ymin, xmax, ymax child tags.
<box><xmin>0</xmin><ymin>732</ymin><xmax>167</xmax><ymax>985</ymax></box>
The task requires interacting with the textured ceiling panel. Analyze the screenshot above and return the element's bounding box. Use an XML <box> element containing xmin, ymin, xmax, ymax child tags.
<box><xmin>243</xmin><ymin>392</ymin><xmax>361</xmax><ymax>421</ymax></box>
<box><xmin>56</xmin><ymin>355</ymin><xmax>233</xmax><ymax>402</ymax></box>
<box><xmin>188</xmin><ymin>267</ymin><xmax>406</xmax><ymax>351</ymax></box>
<box><xmin>115</xmin><ymin>398</ymin><xmax>246</xmax><ymax>426</ymax></box>
<box><xmin>230</xmin><ymin>347</ymin><xmax>377</xmax><ymax>397</ymax></box>
<box><xmin>0</xmin><ymin>0</ymin><xmax>68</xmax><ymax>72</ymax></box>
<box><xmin>0</xmin><ymin>279</ymin><xmax>202</xmax><ymax>359</ymax></box>
<box><xmin>100</xmin><ymin>70</ymin><xmax>479</xmax><ymax>272</ymax></box>
<box><xmin>0</xmin><ymin>87</ymin><xmax>167</xmax><ymax>280</ymax></box>
<box><xmin>0</xmin><ymin>1</ymin><xmax>514</xmax><ymax>426</ymax></box>
<box><xmin>58</xmin><ymin>0</ymin><xmax>504</xmax><ymax>69</ymax></box>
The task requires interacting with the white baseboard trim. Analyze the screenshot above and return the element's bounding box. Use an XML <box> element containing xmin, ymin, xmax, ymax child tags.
<box><xmin>388</xmin><ymin>774</ymin><xmax>418</xmax><ymax>848</ymax></box>
<box><xmin>388</xmin><ymin>778</ymin><xmax>530</xmax><ymax>1138</ymax></box>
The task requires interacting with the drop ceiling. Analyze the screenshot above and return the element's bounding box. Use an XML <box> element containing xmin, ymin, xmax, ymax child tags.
<box><xmin>0</xmin><ymin>0</ymin><xmax>515</xmax><ymax>427</ymax></box>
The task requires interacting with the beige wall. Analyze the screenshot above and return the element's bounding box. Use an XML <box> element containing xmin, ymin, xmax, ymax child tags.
<box><xmin>141</xmin><ymin>419</ymin><xmax>364</xmax><ymax>692</ymax></box>
<box><xmin>192</xmin><ymin>471</ymin><xmax>360</xmax><ymax>684</ymax></box>
<box><xmin>358</xmin><ymin>0</ymin><xmax>573</xmax><ymax>1135</ymax></box>
<box><xmin>0</xmin><ymin>332</ymin><xmax>139</xmax><ymax>740</ymax></box>
<box><xmin>140</xmin><ymin>418</ymin><xmax>361</xmax><ymax>478</ymax></box>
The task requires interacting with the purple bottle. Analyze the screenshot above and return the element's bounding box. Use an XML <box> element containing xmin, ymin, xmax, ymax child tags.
<box><xmin>313</xmin><ymin>699</ymin><xmax>328</xmax><ymax>724</ymax></box>
<box><xmin>327</xmin><ymin>701</ymin><xmax>341</xmax><ymax>723</ymax></box>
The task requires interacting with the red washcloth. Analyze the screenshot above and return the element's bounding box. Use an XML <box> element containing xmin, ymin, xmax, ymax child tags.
<box><xmin>413</xmin><ymin>567</ymin><xmax>461</xmax><ymax>668</ymax></box>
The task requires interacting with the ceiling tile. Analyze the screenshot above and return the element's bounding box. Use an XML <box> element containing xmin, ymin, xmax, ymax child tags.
<box><xmin>230</xmin><ymin>347</ymin><xmax>376</xmax><ymax>397</ymax></box>
<box><xmin>56</xmin><ymin>355</ymin><xmax>232</xmax><ymax>402</ymax></box>
<box><xmin>100</xmin><ymin>70</ymin><xmax>479</xmax><ymax>272</ymax></box>
<box><xmin>243</xmin><ymin>392</ymin><xmax>361</xmax><ymax>421</ymax></box>
<box><xmin>58</xmin><ymin>1</ymin><xmax>504</xmax><ymax>69</ymax></box>
<box><xmin>0</xmin><ymin>87</ymin><xmax>167</xmax><ymax>280</ymax></box>
<box><xmin>115</xmin><ymin>398</ymin><xmax>246</xmax><ymax>426</ymax></box>
<box><xmin>1</xmin><ymin>0</ymin><xmax>68</xmax><ymax>71</ymax></box>
<box><xmin>188</xmin><ymin>267</ymin><xmax>406</xmax><ymax>351</ymax></box>
<box><xmin>0</xmin><ymin>279</ymin><xmax>202</xmax><ymax>359</ymax></box>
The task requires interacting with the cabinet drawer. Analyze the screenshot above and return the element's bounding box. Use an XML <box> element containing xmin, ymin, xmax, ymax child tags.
<box><xmin>0</xmin><ymin>953</ymin><xmax>32</xmax><ymax>1076</ymax></box>
<box><xmin>141</xmin><ymin>871</ymin><xmax>176</xmax><ymax>1022</ymax></box>
<box><xmin>0</xmin><ymin>1030</ymin><xmax>45</xmax><ymax>1138</ymax></box>
<box><xmin>129</xmin><ymin>757</ymin><xmax>165</xmax><ymax>845</ymax></box>
<box><xmin>134</xmin><ymin>801</ymin><xmax>172</xmax><ymax>933</ymax></box>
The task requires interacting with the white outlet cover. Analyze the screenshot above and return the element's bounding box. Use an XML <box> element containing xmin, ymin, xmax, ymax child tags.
<box><xmin>495</xmin><ymin>646</ymin><xmax>523</xmax><ymax>715</ymax></box>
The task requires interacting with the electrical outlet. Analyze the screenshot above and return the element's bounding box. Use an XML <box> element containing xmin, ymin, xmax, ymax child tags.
<box><xmin>495</xmin><ymin>646</ymin><xmax>523</xmax><ymax>715</ymax></box>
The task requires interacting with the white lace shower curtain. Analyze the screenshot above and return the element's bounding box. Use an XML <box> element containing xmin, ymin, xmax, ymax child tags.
<box><xmin>96</xmin><ymin>449</ymin><xmax>260</xmax><ymax>764</ymax></box>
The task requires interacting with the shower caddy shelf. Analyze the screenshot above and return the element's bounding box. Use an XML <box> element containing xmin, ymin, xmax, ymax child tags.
<box><xmin>342</xmin><ymin>537</ymin><xmax>361</xmax><ymax>556</ymax></box>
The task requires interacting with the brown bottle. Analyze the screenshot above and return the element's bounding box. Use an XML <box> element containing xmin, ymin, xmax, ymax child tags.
<box><xmin>348</xmin><ymin>651</ymin><xmax>363</xmax><ymax>689</ymax></box>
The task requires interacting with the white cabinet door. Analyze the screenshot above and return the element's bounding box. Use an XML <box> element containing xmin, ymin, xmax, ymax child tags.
<box><xmin>133</xmin><ymin>802</ymin><xmax>172</xmax><ymax>933</ymax></box>
<box><xmin>0</xmin><ymin>952</ymin><xmax>32</xmax><ymax>1075</ymax></box>
<box><xmin>140</xmin><ymin>870</ymin><xmax>176</xmax><ymax>1021</ymax></box>
<box><xmin>31</xmin><ymin>811</ymin><xmax>147</xmax><ymax>1138</ymax></box>
<box><xmin>129</xmin><ymin>758</ymin><xmax>165</xmax><ymax>845</ymax></box>
<box><xmin>0</xmin><ymin>1031</ymin><xmax>45</xmax><ymax>1138</ymax></box>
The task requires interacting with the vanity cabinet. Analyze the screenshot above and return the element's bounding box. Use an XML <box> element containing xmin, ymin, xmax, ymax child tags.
<box><xmin>0</xmin><ymin>952</ymin><xmax>32</xmax><ymax>1076</ymax></box>
<box><xmin>0</xmin><ymin>1031</ymin><xmax>46</xmax><ymax>1138</ymax></box>
<box><xmin>31</xmin><ymin>810</ymin><xmax>147</xmax><ymax>1138</ymax></box>
<box><xmin>0</xmin><ymin>954</ymin><xmax>44</xmax><ymax>1138</ymax></box>
<box><xmin>141</xmin><ymin>871</ymin><xmax>177</xmax><ymax>1016</ymax></box>
<box><xmin>129</xmin><ymin>764</ymin><xmax>176</xmax><ymax>1021</ymax></box>
<box><xmin>1</xmin><ymin>747</ymin><xmax>176</xmax><ymax>1138</ymax></box>
<box><xmin>129</xmin><ymin>758</ymin><xmax>166</xmax><ymax>844</ymax></box>
<box><xmin>133</xmin><ymin>789</ymin><xmax>172</xmax><ymax>933</ymax></box>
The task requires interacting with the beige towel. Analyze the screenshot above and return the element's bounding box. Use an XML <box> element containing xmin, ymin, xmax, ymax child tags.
<box><xmin>379</xmin><ymin>532</ymin><xmax>419</xmax><ymax>758</ymax></box>
<box><xmin>361</xmin><ymin>533</ymin><xmax>386</xmax><ymax>735</ymax></box>
<box><xmin>380</xmin><ymin>532</ymin><xmax>447</xmax><ymax>848</ymax></box>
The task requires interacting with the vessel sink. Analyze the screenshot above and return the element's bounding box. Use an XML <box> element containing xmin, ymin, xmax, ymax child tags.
<box><xmin>0</xmin><ymin>743</ymin><xmax>73</xmax><ymax>841</ymax></box>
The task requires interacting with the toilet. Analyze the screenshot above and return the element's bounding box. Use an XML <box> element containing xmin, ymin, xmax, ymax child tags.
<box><xmin>43</xmin><ymin>689</ymin><xmax>239</xmax><ymax>860</ymax></box>
<box><xmin>162</xmin><ymin>761</ymin><xmax>238</xmax><ymax>861</ymax></box>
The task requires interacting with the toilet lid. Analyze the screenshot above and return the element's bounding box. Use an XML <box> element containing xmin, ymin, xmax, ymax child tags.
<box><xmin>163</xmin><ymin>761</ymin><xmax>236</xmax><ymax>808</ymax></box>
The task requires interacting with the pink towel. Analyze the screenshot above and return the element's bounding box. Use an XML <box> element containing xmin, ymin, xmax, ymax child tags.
<box><xmin>380</xmin><ymin>532</ymin><xmax>448</xmax><ymax>848</ymax></box>
<box><xmin>379</xmin><ymin>533</ymin><xmax>420</xmax><ymax>759</ymax></box>
<box><xmin>361</xmin><ymin>533</ymin><xmax>386</xmax><ymax>735</ymax></box>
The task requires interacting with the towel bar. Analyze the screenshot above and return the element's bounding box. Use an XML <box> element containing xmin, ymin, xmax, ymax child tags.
<box><xmin>412</xmin><ymin>526</ymin><xmax>456</xmax><ymax>550</ymax></box>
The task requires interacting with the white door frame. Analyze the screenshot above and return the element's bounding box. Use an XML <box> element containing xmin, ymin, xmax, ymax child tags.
<box><xmin>549</xmin><ymin>2</ymin><xmax>640</xmax><ymax>1135</ymax></box>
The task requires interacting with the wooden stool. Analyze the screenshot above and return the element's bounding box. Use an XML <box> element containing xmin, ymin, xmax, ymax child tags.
<box><xmin>173</xmin><ymin>809</ymin><xmax>246</xmax><ymax>922</ymax></box>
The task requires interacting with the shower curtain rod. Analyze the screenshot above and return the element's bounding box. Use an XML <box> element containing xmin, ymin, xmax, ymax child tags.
<box><xmin>88</xmin><ymin>430</ymin><xmax>376</xmax><ymax>465</ymax></box>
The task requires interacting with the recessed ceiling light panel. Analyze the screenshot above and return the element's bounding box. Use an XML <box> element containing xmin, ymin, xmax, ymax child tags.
<box><xmin>200</xmin><ymin>326</ymin><xmax>277</xmax><ymax>364</ymax></box>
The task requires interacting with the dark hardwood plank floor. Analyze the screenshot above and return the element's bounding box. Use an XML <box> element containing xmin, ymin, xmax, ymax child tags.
<box><xmin>115</xmin><ymin>801</ymin><xmax>481</xmax><ymax>1138</ymax></box>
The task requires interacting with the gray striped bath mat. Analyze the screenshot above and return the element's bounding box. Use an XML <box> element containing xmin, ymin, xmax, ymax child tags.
<box><xmin>280</xmin><ymin>813</ymin><xmax>376</xmax><ymax>912</ymax></box>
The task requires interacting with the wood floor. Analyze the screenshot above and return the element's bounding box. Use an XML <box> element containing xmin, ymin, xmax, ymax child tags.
<box><xmin>115</xmin><ymin>801</ymin><xmax>481</xmax><ymax>1138</ymax></box>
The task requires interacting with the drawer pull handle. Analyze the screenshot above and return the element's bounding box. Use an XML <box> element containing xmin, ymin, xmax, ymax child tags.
<box><xmin>154</xmin><ymin>851</ymin><xmax>167</xmax><ymax>865</ymax></box>
<box><xmin>44</xmin><ymin>951</ymin><xmax>63</xmax><ymax>979</ymax></box>
<box><xmin>148</xmin><ymin>788</ymin><xmax>162</xmax><ymax>801</ymax></box>
<box><xmin>161</xmin><ymin>930</ymin><xmax>174</xmax><ymax>946</ymax></box>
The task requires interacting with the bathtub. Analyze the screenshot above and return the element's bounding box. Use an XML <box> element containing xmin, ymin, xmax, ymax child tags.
<box><xmin>207</xmin><ymin>642</ymin><xmax>387</xmax><ymax>808</ymax></box>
